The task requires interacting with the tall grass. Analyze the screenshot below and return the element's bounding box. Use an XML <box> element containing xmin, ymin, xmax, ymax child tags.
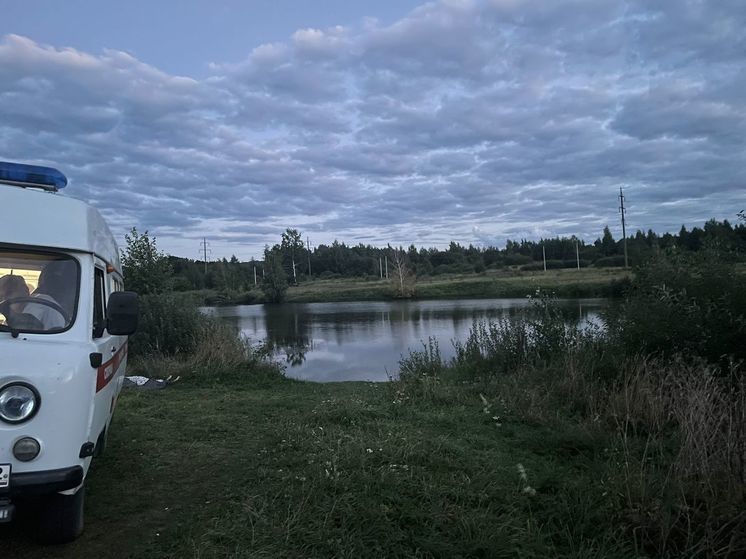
<box><xmin>394</xmin><ymin>252</ymin><xmax>746</xmax><ymax>557</ymax></box>
<box><xmin>128</xmin><ymin>295</ymin><xmax>282</xmax><ymax>381</ymax></box>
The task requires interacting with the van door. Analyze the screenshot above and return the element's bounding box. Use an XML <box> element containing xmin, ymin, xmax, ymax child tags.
<box><xmin>90</xmin><ymin>261</ymin><xmax>122</xmax><ymax>448</ymax></box>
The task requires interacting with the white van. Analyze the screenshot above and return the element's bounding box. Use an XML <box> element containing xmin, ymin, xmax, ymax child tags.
<box><xmin>0</xmin><ymin>162</ymin><xmax>138</xmax><ymax>543</ymax></box>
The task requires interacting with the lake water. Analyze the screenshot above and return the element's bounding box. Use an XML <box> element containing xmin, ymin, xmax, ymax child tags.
<box><xmin>203</xmin><ymin>298</ymin><xmax>606</xmax><ymax>382</ymax></box>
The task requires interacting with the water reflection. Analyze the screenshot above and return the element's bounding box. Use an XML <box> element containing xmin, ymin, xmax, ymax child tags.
<box><xmin>203</xmin><ymin>298</ymin><xmax>605</xmax><ymax>382</ymax></box>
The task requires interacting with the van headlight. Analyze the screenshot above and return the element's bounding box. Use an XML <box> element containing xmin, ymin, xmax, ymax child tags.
<box><xmin>0</xmin><ymin>383</ymin><xmax>40</xmax><ymax>423</ymax></box>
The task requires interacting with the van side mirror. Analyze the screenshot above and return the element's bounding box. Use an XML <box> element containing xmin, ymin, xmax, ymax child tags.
<box><xmin>107</xmin><ymin>291</ymin><xmax>138</xmax><ymax>336</ymax></box>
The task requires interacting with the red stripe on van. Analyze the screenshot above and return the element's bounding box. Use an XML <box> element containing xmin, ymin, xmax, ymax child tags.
<box><xmin>96</xmin><ymin>342</ymin><xmax>128</xmax><ymax>392</ymax></box>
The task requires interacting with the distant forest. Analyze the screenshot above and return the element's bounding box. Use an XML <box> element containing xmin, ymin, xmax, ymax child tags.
<box><xmin>167</xmin><ymin>218</ymin><xmax>746</xmax><ymax>292</ymax></box>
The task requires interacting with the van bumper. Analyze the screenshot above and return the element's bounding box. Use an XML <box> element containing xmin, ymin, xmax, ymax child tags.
<box><xmin>0</xmin><ymin>466</ymin><xmax>84</xmax><ymax>497</ymax></box>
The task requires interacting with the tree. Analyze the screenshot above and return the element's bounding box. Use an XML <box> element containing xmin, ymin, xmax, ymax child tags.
<box><xmin>599</xmin><ymin>226</ymin><xmax>616</xmax><ymax>256</ymax></box>
<box><xmin>390</xmin><ymin>248</ymin><xmax>416</xmax><ymax>298</ymax></box>
<box><xmin>280</xmin><ymin>228</ymin><xmax>305</xmax><ymax>284</ymax></box>
<box><xmin>261</xmin><ymin>247</ymin><xmax>288</xmax><ymax>303</ymax></box>
<box><xmin>120</xmin><ymin>228</ymin><xmax>173</xmax><ymax>294</ymax></box>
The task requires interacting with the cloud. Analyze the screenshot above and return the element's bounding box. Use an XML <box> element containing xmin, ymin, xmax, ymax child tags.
<box><xmin>0</xmin><ymin>0</ymin><xmax>744</xmax><ymax>260</ymax></box>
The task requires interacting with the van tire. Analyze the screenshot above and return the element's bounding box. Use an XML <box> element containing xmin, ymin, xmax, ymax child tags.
<box><xmin>37</xmin><ymin>486</ymin><xmax>85</xmax><ymax>544</ymax></box>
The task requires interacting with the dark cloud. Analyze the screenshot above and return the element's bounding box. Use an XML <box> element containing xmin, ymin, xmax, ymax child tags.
<box><xmin>0</xmin><ymin>0</ymin><xmax>743</xmax><ymax>259</ymax></box>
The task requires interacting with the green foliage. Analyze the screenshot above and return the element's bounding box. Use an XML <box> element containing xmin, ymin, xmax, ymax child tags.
<box><xmin>606</xmin><ymin>249</ymin><xmax>746</xmax><ymax>363</ymax></box>
<box><xmin>128</xmin><ymin>294</ymin><xmax>282</xmax><ymax>379</ymax></box>
<box><xmin>451</xmin><ymin>292</ymin><xmax>598</xmax><ymax>378</ymax></box>
<box><xmin>161</xmin><ymin>217</ymin><xmax>745</xmax><ymax>291</ymax></box>
<box><xmin>261</xmin><ymin>247</ymin><xmax>288</xmax><ymax>303</ymax></box>
<box><xmin>398</xmin><ymin>337</ymin><xmax>442</xmax><ymax>379</ymax></box>
<box><xmin>593</xmin><ymin>255</ymin><xmax>627</xmax><ymax>268</ymax></box>
<box><xmin>599</xmin><ymin>225</ymin><xmax>617</xmax><ymax>256</ymax></box>
<box><xmin>120</xmin><ymin>228</ymin><xmax>173</xmax><ymax>294</ymax></box>
<box><xmin>128</xmin><ymin>294</ymin><xmax>202</xmax><ymax>357</ymax></box>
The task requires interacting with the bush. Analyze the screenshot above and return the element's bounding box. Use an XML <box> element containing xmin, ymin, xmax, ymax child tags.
<box><xmin>594</xmin><ymin>255</ymin><xmax>627</xmax><ymax>268</ymax></box>
<box><xmin>129</xmin><ymin>294</ymin><xmax>202</xmax><ymax>357</ymax></box>
<box><xmin>451</xmin><ymin>293</ymin><xmax>597</xmax><ymax>378</ymax></box>
<box><xmin>606</xmin><ymin>249</ymin><xmax>746</xmax><ymax>363</ymax></box>
<box><xmin>503</xmin><ymin>254</ymin><xmax>533</xmax><ymax>266</ymax></box>
<box><xmin>129</xmin><ymin>295</ymin><xmax>282</xmax><ymax>380</ymax></box>
<box><xmin>394</xmin><ymin>337</ymin><xmax>444</xmax><ymax>401</ymax></box>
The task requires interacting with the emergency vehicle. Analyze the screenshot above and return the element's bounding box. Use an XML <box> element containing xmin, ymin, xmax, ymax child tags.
<box><xmin>0</xmin><ymin>161</ymin><xmax>138</xmax><ymax>543</ymax></box>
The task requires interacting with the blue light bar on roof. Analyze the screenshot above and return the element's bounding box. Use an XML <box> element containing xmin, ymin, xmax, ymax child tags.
<box><xmin>0</xmin><ymin>161</ymin><xmax>68</xmax><ymax>191</ymax></box>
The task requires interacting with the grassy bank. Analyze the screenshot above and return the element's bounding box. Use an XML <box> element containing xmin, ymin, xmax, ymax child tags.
<box><xmin>3</xmin><ymin>376</ymin><xmax>641</xmax><ymax>558</ymax></box>
<box><xmin>190</xmin><ymin>267</ymin><xmax>631</xmax><ymax>306</ymax></box>
<box><xmin>6</xmin><ymin>353</ymin><xmax>742</xmax><ymax>558</ymax></box>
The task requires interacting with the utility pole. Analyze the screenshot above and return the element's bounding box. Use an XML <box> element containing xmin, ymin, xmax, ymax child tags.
<box><xmin>619</xmin><ymin>187</ymin><xmax>629</xmax><ymax>268</ymax></box>
<box><xmin>379</xmin><ymin>256</ymin><xmax>383</xmax><ymax>279</ymax></box>
<box><xmin>306</xmin><ymin>237</ymin><xmax>312</xmax><ymax>278</ymax></box>
<box><xmin>200</xmin><ymin>238</ymin><xmax>211</xmax><ymax>274</ymax></box>
<box><xmin>575</xmin><ymin>240</ymin><xmax>580</xmax><ymax>270</ymax></box>
<box><xmin>385</xmin><ymin>255</ymin><xmax>389</xmax><ymax>279</ymax></box>
<box><xmin>253</xmin><ymin>265</ymin><xmax>257</xmax><ymax>285</ymax></box>
<box><xmin>542</xmin><ymin>245</ymin><xmax>547</xmax><ymax>272</ymax></box>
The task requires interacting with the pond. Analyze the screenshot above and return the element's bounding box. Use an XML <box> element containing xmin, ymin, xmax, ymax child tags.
<box><xmin>203</xmin><ymin>298</ymin><xmax>606</xmax><ymax>382</ymax></box>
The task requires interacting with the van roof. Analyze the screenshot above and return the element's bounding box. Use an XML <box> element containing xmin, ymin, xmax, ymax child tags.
<box><xmin>0</xmin><ymin>185</ymin><xmax>121</xmax><ymax>272</ymax></box>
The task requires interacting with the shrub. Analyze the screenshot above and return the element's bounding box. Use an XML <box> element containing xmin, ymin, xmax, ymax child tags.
<box><xmin>594</xmin><ymin>255</ymin><xmax>627</xmax><ymax>268</ymax></box>
<box><xmin>128</xmin><ymin>295</ymin><xmax>282</xmax><ymax>380</ymax></box>
<box><xmin>503</xmin><ymin>254</ymin><xmax>533</xmax><ymax>266</ymax></box>
<box><xmin>609</xmin><ymin>357</ymin><xmax>745</xmax><ymax>557</ymax></box>
<box><xmin>394</xmin><ymin>337</ymin><xmax>444</xmax><ymax>401</ymax></box>
<box><xmin>452</xmin><ymin>293</ymin><xmax>596</xmax><ymax>377</ymax></box>
<box><xmin>606</xmin><ymin>249</ymin><xmax>746</xmax><ymax>363</ymax></box>
<box><xmin>129</xmin><ymin>294</ymin><xmax>202</xmax><ymax>357</ymax></box>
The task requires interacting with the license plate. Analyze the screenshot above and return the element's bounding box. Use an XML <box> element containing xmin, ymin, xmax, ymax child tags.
<box><xmin>0</xmin><ymin>464</ymin><xmax>9</xmax><ymax>489</ymax></box>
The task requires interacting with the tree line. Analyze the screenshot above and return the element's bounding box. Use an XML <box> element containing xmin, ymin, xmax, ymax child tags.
<box><xmin>122</xmin><ymin>216</ymin><xmax>746</xmax><ymax>297</ymax></box>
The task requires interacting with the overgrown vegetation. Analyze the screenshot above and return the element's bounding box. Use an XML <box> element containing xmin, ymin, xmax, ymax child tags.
<box><xmin>120</xmin><ymin>228</ymin><xmax>173</xmax><ymax>295</ymax></box>
<box><xmin>395</xmin><ymin>251</ymin><xmax>746</xmax><ymax>558</ymax></box>
<box><xmin>128</xmin><ymin>294</ymin><xmax>281</xmax><ymax>381</ymax></box>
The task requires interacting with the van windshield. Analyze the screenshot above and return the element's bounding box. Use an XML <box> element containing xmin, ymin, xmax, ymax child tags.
<box><xmin>0</xmin><ymin>250</ymin><xmax>80</xmax><ymax>334</ymax></box>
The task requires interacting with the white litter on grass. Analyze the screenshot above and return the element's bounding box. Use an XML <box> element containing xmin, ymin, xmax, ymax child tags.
<box><xmin>125</xmin><ymin>375</ymin><xmax>150</xmax><ymax>386</ymax></box>
<box><xmin>123</xmin><ymin>375</ymin><xmax>180</xmax><ymax>390</ymax></box>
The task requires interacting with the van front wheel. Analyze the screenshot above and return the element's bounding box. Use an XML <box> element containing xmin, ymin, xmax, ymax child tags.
<box><xmin>37</xmin><ymin>486</ymin><xmax>85</xmax><ymax>544</ymax></box>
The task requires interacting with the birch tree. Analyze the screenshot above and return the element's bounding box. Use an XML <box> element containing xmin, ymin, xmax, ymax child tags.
<box><xmin>390</xmin><ymin>248</ymin><xmax>416</xmax><ymax>298</ymax></box>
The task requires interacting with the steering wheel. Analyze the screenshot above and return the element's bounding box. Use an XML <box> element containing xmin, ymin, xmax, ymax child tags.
<box><xmin>0</xmin><ymin>296</ymin><xmax>71</xmax><ymax>325</ymax></box>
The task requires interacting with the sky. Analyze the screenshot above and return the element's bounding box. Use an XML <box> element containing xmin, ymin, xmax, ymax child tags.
<box><xmin>0</xmin><ymin>0</ymin><xmax>744</xmax><ymax>260</ymax></box>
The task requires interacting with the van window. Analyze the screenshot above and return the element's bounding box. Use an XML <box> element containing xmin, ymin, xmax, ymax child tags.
<box><xmin>0</xmin><ymin>249</ymin><xmax>80</xmax><ymax>333</ymax></box>
<box><xmin>93</xmin><ymin>268</ymin><xmax>106</xmax><ymax>338</ymax></box>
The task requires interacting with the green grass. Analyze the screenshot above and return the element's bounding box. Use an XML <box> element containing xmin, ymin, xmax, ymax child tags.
<box><xmin>284</xmin><ymin>268</ymin><xmax>631</xmax><ymax>303</ymax></box>
<box><xmin>4</xmin><ymin>376</ymin><xmax>637</xmax><ymax>558</ymax></box>
<box><xmin>179</xmin><ymin>268</ymin><xmax>631</xmax><ymax>306</ymax></box>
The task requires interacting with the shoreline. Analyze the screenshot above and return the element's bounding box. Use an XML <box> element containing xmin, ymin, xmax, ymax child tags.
<box><xmin>185</xmin><ymin>267</ymin><xmax>632</xmax><ymax>306</ymax></box>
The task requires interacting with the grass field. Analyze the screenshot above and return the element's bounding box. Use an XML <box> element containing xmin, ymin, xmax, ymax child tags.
<box><xmin>184</xmin><ymin>267</ymin><xmax>631</xmax><ymax>306</ymax></box>
<box><xmin>284</xmin><ymin>267</ymin><xmax>630</xmax><ymax>303</ymax></box>
<box><xmin>2</xmin><ymin>375</ymin><xmax>638</xmax><ymax>559</ymax></box>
